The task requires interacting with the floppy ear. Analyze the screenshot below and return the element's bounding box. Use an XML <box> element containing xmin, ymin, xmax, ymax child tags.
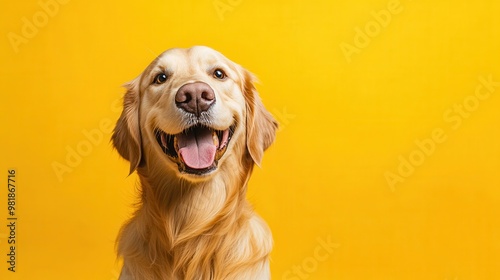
<box><xmin>243</xmin><ymin>70</ymin><xmax>279</xmax><ymax>166</ymax></box>
<box><xmin>112</xmin><ymin>78</ymin><xmax>142</xmax><ymax>174</ymax></box>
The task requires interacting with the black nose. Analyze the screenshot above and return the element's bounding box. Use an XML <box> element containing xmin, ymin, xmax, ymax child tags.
<box><xmin>175</xmin><ymin>82</ymin><xmax>215</xmax><ymax>116</ymax></box>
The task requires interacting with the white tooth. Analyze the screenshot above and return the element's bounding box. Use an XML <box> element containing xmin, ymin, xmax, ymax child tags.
<box><xmin>220</xmin><ymin>129</ymin><xmax>229</xmax><ymax>149</ymax></box>
<box><xmin>161</xmin><ymin>133</ymin><xmax>168</xmax><ymax>148</ymax></box>
<box><xmin>213</xmin><ymin>131</ymin><xmax>219</xmax><ymax>147</ymax></box>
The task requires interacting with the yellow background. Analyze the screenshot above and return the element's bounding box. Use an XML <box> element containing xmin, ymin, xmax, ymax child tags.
<box><xmin>1</xmin><ymin>0</ymin><xmax>500</xmax><ymax>279</ymax></box>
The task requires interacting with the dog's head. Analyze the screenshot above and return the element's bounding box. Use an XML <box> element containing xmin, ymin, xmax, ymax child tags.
<box><xmin>112</xmin><ymin>46</ymin><xmax>277</xmax><ymax>181</ymax></box>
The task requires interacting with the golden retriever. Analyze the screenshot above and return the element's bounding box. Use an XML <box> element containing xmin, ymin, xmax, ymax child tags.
<box><xmin>112</xmin><ymin>46</ymin><xmax>278</xmax><ymax>280</ymax></box>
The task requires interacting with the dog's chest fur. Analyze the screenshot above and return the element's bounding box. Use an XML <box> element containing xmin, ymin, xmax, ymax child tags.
<box><xmin>118</xmin><ymin>169</ymin><xmax>272</xmax><ymax>280</ymax></box>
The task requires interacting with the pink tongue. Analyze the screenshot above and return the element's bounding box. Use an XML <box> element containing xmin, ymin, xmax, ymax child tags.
<box><xmin>177</xmin><ymin>127</ymin><xmax>216</xmax><ymax>169</ymax></box>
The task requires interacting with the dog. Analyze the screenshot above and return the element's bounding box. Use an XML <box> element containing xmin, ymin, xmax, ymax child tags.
<box><xmin>112</xmin><ymin>46</ymin><xmax>278</xmax><ymax>280</ymax></box>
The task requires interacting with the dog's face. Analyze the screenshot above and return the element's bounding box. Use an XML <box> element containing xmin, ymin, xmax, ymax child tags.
<box><xmin>113</xmin><ymin>46</ymin><xmax>277</xmax><ymax>181</ymax></box>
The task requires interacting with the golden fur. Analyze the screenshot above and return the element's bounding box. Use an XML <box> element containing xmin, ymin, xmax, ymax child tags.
<box><xmin>112</xmin><ymin>46</ymin><xmax>278</xmax><ymax>280</ymax></box>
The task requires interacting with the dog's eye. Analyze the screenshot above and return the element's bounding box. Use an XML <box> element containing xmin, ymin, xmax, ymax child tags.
<box><xmin>154</xmin><ymin>73</ymin><xmax>168</xmax><ymax>84</ymax></box>
<box><xmin>213</xmin><ymin>69</ymin><xmax>226</xmax><ymax>80</ymax></box>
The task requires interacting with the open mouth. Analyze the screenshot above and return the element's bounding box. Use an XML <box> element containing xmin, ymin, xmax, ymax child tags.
<box><xmin>155</xmin><ymin>124</ymin><xmax>235</xmax><ymax>175</ymax></box>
